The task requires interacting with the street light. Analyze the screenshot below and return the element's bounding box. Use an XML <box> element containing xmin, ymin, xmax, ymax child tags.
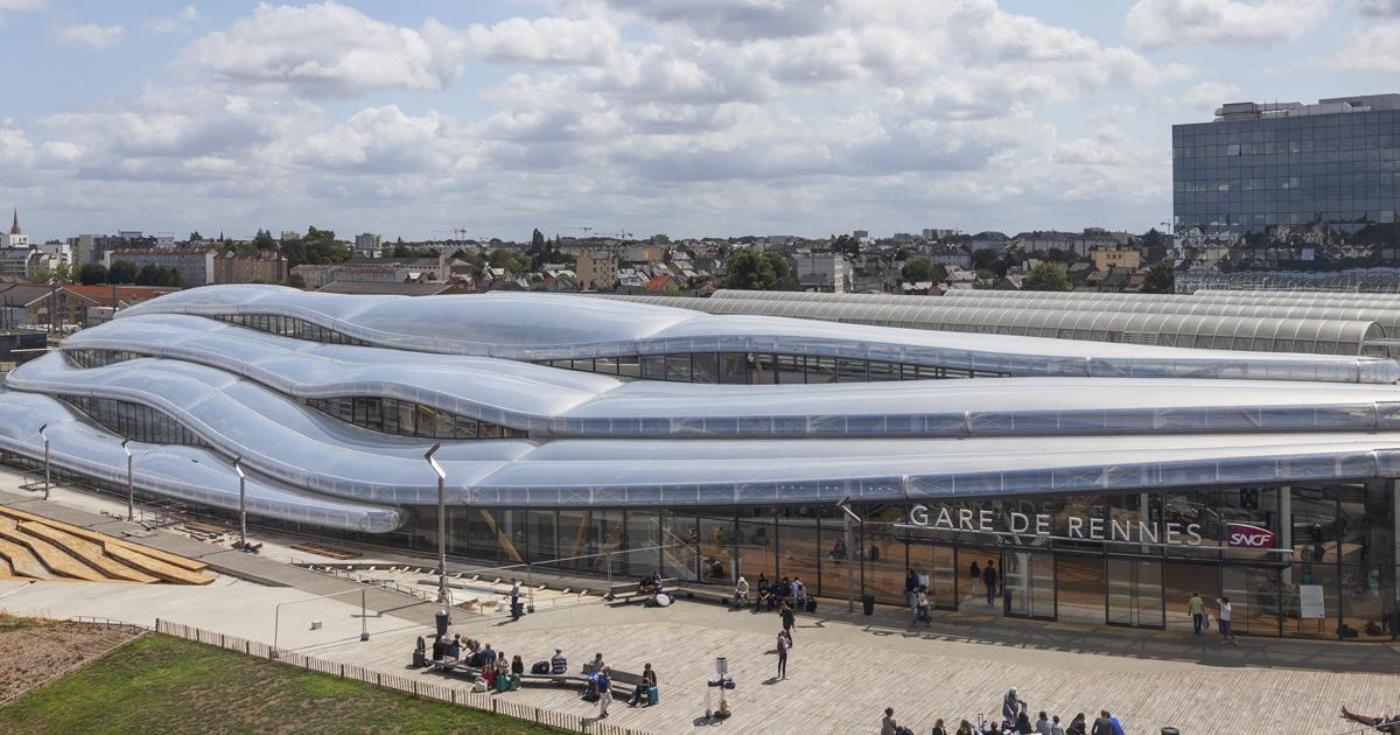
<box><xmin>836</xmin><ymin>497</ymin><xmax>862</xmax><ymax>613</ymax></box>
<box><xmin>121</xmin><ymin>439</ymin><xmax>133</xmax><ymax>521</ymax></box>
<box><xmin>423</xmin><ymin>443</ymin><xmax>448</xmax><ymax>604</ymax></box>
<box><xmin>37</xmin><ymin>423</ymin><xmax>49</xmax><ymax>501</ymax></box>
<box><xmin>233</xmin><ymin>456</ymin><xmax>247</xmax><ymax>550</ymax></box>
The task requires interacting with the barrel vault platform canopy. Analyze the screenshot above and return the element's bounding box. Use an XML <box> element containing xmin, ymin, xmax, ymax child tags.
<box><xmin>5</xmin><ymin>284</ymin><xmax>1400</xmax><ymax>533</ymax></box>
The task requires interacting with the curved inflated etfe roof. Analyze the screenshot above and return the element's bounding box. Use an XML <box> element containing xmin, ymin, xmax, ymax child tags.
<box><xmin>55</xmin><ymin>314</ymin><xmax>1400</xmax><ymax>440</ymax></box>
<box><xmin>120</xmin><ymin>285</ymin><xmax>1400</xmax><ymax>382</ymax></box>
<box><xmin>8</xmin><ymin>352</ymin><xmax>1400</xmax><ymax>514</ymax></box>
<box><xmin>0</xmin><ymin>284</ymin><xmax>1398</xmax><ymax>533</ymax></box>
<box><xmin>617</xmin><ymin>293</ymin><xmax>1385</xmax><ymax>357</ymax></box>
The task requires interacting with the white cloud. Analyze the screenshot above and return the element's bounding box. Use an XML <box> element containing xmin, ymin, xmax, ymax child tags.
<box><xmin>1352</xmin><ymin>0</ymin><xmax>1400</xmax><ymax>15</ymax></box>
<box><xmin>0</xmin><ymin>0</ymin><xmax>44</xmax><ymax>9</ymax></box>
<box><xmin>1331</xmin><ymin>23</ymin><xmax>1400</xmax><ymax>71</ymax></box>
<box><xmin>56</xmin><ymin>23</ymin><xmax>126</xmax><ymax>49</ymax></box>
<box><xmin>1125</xmin><ymin>0</ymin><xmax>1327</xmax><ymax>47</ymax></box>
<box><xmin>148</xmin><ymin>5</ymin><xmax>199</xmax><ymax>34</ymax></box>
<box><xmin>1182</xmin><ymin>81</ymin><xmax>1242</xmax><ymax>110</ymax></box>
<box><xmin>466</xmin><ymin>16</ymin><xmax>620</xmax><ymax>65</ymax></box>
<box><xmin>186</xmin><ymin>2</ymin><xmax>469</xmax><ymax>97</ymax></box>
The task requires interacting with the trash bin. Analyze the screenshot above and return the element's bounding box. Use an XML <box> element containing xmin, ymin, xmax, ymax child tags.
<box><xmin>862</xmin><ymin>594</ymin><xmax>875</xmax><ymax>616</ymax></box>
<box><xmin>435</xmin><ymin>609</ymin><xmax>450</xmax><ymax>637</ymax></box>
<box><xmin>1161</xmin><ymin>728</ymin><xmax>1180</xmax><ymax>735</ymax></box>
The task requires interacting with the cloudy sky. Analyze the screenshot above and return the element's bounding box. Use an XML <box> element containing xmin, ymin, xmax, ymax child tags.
<box><xmin>1</xmin><ymin>1</ymin><xmax>1396</xmax><ymax>242</ymax></box>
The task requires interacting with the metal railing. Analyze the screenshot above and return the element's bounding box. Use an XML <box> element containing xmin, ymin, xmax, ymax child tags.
<box><xmin>155</xmin><ymin>619</ymin><xmax>651</xmax><ymax>735</ymax></box>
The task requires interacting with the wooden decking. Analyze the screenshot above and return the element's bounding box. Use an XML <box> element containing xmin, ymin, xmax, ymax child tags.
<box><xmin>0</xmin><ymin>506</ymin><xmax>212</xmax><ymax>585</ymax></box>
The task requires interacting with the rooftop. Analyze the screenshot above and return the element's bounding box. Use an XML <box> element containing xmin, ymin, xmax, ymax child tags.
<box><xmin>1211</xmin><ymin>93</ymin><xmax>1400</xmax><ymax>122</ymax></box>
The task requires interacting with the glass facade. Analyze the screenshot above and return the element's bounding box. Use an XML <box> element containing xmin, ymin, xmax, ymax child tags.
<box><xmin>63</xmin><ymin>349</ymin><xmax>146</xmax><ymax>369</ymax></box>
<box><xmin>1173</xmin><ymin>98</ymin><xmax>1400</xmax><ymax>270</ymax></box>
<box><xmin>536</xmin><ymin>352</ymin><xmax>1002</xmax><ymax>383</ymax></box>
<box><xmin>214</xmin><ymin>313</ymin><xmax>369</xmax><ymax>345</ymax></box>
<box><xmin>373</xmin><ymin>482</ymin><xmax>1399</xmax><ymax>642</ymax></box>
<box><xmin>58</xmin><ymin>394</ymin><xmax>206</xmax><ymax>446</ymax></box>
<box><xmin>305</xmin><ymin>396</ymin><xmax>527</xmax><ymax>439</ymax></box>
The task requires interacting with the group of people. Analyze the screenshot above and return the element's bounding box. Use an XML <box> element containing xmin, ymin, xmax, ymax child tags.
<box><xmin>737</xmin><ymin>573</ymin><xmax>812</xmax><ymax>613</ymax></box>
<box><xmin>426</xmin><ymin>633</ymin><xmax>525</xmax><ymax>692</ymax></box>
<box><xmin>581</xmin><ymin>652</ymin><xmax>660</xmax><ymax>719</ymax></box>
<box><xmin>637</xmin><ymin>572</ymin><xmax>670</xmax><ymax>606</ymax></box>
<box><xmin>880</xmin><ymin>689</ymin><xmax>1128</xmax><ymax>735</ymax></box>
<box><xmin>1185</xmin><ymin>591</ymin><xmax>1238</xmax><ymax>644</ymax></box>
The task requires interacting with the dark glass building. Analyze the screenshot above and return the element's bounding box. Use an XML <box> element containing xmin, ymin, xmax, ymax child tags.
<box><xmin>1173</xmin><ymin>94</ymin><xmax>1400</xmax><ymax>270</ymax></box>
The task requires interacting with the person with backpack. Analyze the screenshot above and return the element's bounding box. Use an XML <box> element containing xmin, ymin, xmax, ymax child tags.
<box><xmin>779</xmin><ymin>601</ymin><xmax>796</xmax><ymax>643</ymax></box>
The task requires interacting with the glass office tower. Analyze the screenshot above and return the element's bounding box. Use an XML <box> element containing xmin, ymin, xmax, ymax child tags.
<box><xmin>1173</xmin><ymin>94</ymin><xmax>1400</xmax><ymax>270</ymax></box>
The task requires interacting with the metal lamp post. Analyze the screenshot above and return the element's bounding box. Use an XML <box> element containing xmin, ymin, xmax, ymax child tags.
<box><xmin>37</xmin><ymin>423</ymin><xmax>49</xmax><ymax>501</ymax></box>
<box><xmin>234</xmin><ymin>456</ymin><xmax>247</xmax><ymax>550</ymax></box>
<box><xmin>121</xmin><ymin>439</ymin><xmax>133</xmax><ymax>521</ymax></box>
<box><xmin>837</xmin><ymin>497</ymin><xmax>861</xmax><ymax>613</ymax></box>
<box><xmin>423</xmin><ymin>443</ymin><xmax>448</xmax><ymax>604</ymax></box>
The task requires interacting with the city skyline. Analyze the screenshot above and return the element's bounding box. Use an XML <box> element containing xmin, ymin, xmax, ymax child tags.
<box><xmin>1</xmin><ymin>1</ymin><xmax>1397</xmax><ymax>242</ymax></box>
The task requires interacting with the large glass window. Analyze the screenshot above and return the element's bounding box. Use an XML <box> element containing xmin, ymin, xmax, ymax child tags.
<box><xmin>306</xmin><ymin>397</ymin><xmax>526</xmax><ymax>440</ymax></box>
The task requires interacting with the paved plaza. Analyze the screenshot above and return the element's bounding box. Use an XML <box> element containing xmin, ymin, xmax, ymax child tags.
<box><xmin>2</xmin><ymin>477</ymin><xmax>1400</xmax><ymax>734</ymax></box>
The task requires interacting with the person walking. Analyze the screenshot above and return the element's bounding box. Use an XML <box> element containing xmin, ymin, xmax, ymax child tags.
<box><xmin>596</xmin><ymin>666</ymin><xmax>612</xmax><ymax>719</ymax></box>
<box><xmin>775</xmin><ymin>628</ymin><xmax>790</xmax><ymax>680</ymax></box>
<box><xmin>905</xmin><ymin>568</ymin><xmax>920</xmax><ymax>610</ymax></box>
<box><xmin>1090</xmin><ymin>710</ymin><xmax>1114</xmax><ymax>735</ymax></box>
<box><xmin>1066</xmin><ymin>713</ymin><xmax>1086</xmax><ymax>735</ymax></box>
<box><xmin>983</xmin><ymin>560</ymin><xmax>999</xmax><ymax>606</ymax></box>
<box><xmin>882</xmin><ymin>707</ymin><xmax>898</xmax><ymax>735</ymax></box>
<box><xmin>1035</xmin><ymin>711</ymin><xmax>1052</xmax><ymax>735</ymax></box>
<box><xmin>1001</xmin><ymin>687</ymin><xmax>1025</xmax><ymax>724</ymax></box>
<box><xmin>969</xmin><ymin>560</ymin><xmax>981</xmax><ymax>598</ymax></box>
<box><xmin>1188</xmin><ymin>591</ymin><xmax>1206</xmax><ymax>634</ymax></box>
<box><xmin>1049</xmin><ymin>714</ymin><xmax>1066</xmax><ymax>735</ymax></box>
<box><xmin>510</xmin><ymin>578</ymin><xmax>522</xmax><ymax>620</ymax></box>
<box><xmin>779</xmin><ymin>601</ymin><xmax>796</xmax><ymax>644</ymax></box>
<box><xmin>1215</xmin><ymin>596</ymin><xmax>1237</xmax><ymax>644</ymax></box>
<box><xmin>932</xmin><ymin>718</ymin><xmax>948</xmax><ymax>735</ymax></box>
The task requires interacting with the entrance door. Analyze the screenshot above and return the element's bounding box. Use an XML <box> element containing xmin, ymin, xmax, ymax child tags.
<box><xmin>908</xmin><ymin>543</ymin><xmax>958</xmax><ymax>610</ymax></box>
<box><xmin>1107</xmin><ymin>557</ymin><xmax>1164</xmax><ymax>628</ymax></box>
<box><xmin>1222</xmin><ymin>565</ymin><xmax>1282</xmax><ymax>637</ymax></box>
<box><xmin>1003</xmin><ymin>550</ymin><xmax>1055</xmax><ymax>620</ymax></box>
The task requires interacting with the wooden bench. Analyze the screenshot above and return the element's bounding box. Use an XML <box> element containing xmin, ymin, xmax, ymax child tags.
<box><xmin>582</xmin><ymin>662</ymin><xmax>644</xmax><ymax>688</ymax></box>
<box><xmin>606</xmin><ymin>577</ymin><xmax>680</xmax><ymax>605</ymax></box>
<box><xmin>679</xmin><ymin>585</ymin><xmax>742</xmax><ymax>608</ymax></box>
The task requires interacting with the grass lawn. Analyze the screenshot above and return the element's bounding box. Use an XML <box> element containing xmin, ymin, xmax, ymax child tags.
<box><xmin>0</xmin><ymin>633</ymin><xmax>567</xmax><ymax>734</ymax></box>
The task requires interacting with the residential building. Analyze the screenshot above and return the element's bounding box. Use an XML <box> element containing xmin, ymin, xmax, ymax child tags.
<box><xmin>0</xmin><ymin>248</ymin><xmax>46</xmax><ymax>281</ymax></box>
<box><xmin>71</xmin><ymin>233</ymin><xmax>158</xmax><ymax>267</ymax></box>
<box><xmin>212</xmin><ymin>250</ymin><xmax>288</xmax><ymax>285</ymax></box>
<box><xmin>1173</xmin><ymin>93</ymin><xmax>1400</xmax><ymax>270</ymax></box>
<box><xmin>574</xmin><ymin>248</ymin><xmax>619</xmax><ymax>290</ymax></box>
<box><xmin>922</xmin><ymin>228</ymin><xmax>958</xmax><ymax>240</ymax></box>
<box><xmin>927</xmin><ymin>244</ymin><xmax>972</xmax><ymax>269</ymax></box>
<box><xmin>794</xmin><ymin>251</ymin><xmax>851</xmax><ymax>292</ymax></box>
<box><xmin>354</xmin><ymin>233</ymin><xmax>382</xmax><ymax>257</ymax></box>
<box><xmin>969</xmin><ymin>231</ymin><xmax>1010</xmax><ymax>253</ymax></box>
<box><xmin>1091</xmin><ymin>247</ymin><xmax>1142</xmax><ymax>272</ymax></box>
<box><xmin>104</xmin><ymin>248</ymin><xmax>216</xmax><ymax>287</ymax></box>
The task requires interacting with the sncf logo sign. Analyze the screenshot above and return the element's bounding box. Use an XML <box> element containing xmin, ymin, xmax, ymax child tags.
<box><xmin>1226</xmin><ymin>522</ymin><xmax>1276</xmax><ymax>549</ymax></box>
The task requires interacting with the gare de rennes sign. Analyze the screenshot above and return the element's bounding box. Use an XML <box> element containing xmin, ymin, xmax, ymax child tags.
<box><xmin>905</xmin><ymin>505</ymin><xmax>1276</xmax><ymax>549</ymax></box>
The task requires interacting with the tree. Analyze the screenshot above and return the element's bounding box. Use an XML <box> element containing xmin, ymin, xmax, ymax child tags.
<box><xmin>282</xmin><ymin>226</ymin><xmax>351</xmax><ymax>268</ymax></box>
<box><xmin>157</xmin><ymin>267</ymin><xmax>183</xmax><ymax>287</ymax></box>
<box><xmin>135</xmin><ymin>264</ymin><xmax>160</xmax><ymax>286</ymax></box>
<box><xmin>531</xmin><ymin>228</ymin><xmax>546</xmax><ymax>251</ymax></box>
<box><xmin>286</xmin><ymin>272</ymin><xmax>306</xmax><ymax>289</ymax></box>
<box><xmin>251</xmin><ymin>229</ymin><xmax>277</xmax><ymax>250</ymax></box>
<box><xmin>1143</xmin><ymin>262</ymin><xmax>1175</xmax><ymax>294</ymax></box>
<box><xmin>79</xmin><ymin>263</ymin><xmax>107</xmax><ymax>285</ymax></box>
<box><xmin>107</xmin><ymin>260</ymin><xmax>138</xmax><ymax>284</ymax></box>
<box><xmin>723</xmin><ymin>250</ymin><xmax>797</xmax><ymax>290</ymax></box>
<box><xmin>188</xmin><ymin>230</ymin><xmax>203</xmax><ymax>243</ymax></box>
<box><xmin>1023</xmin><ymin>262</ymin><xmax>1071</xmax><ymax>291</ymax></box>
<box><xmin>900</xmin><ymin>256</ymin><xmax>935</xmax><ymax>283</ymax></box>
<box><xmin>971</xmin><ymin>248</ymin><xmax>1002</xmax><ymax>273</ymax></box>
<box><xmin>392</xmin><ymin>242</ymin><xmax>411</xmax><ymax>258</ymax></box>
<box><xmin>830</xmin><ymin>234</ymin><xmax>860</xmax><ymax>258</ymax></box>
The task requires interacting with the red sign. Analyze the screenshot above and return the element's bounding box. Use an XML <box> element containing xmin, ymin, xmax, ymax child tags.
<box><xmin>1226</xmin><ymin>522</ymin><xmax>1275</xmax><ymax>549</ymax></box>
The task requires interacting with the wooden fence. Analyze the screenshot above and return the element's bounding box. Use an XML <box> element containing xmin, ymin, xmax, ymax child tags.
<box><xmin>154</xmin><ymin>619</ymin><xmax>649</xmax><ymax>735</ymax></box>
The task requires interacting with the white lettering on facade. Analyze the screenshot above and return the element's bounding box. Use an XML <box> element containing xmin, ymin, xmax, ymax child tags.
<box><xmin>905</xmin><ymin>505</ymin><xmax>1206</xmax><ymax>547</ymax></box>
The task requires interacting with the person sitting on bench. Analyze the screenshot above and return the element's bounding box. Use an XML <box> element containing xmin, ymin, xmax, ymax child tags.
<box><xmin>735</xmin><ymin>576</ymin><xmax>750</xmax><ymax>607</ymax></box>
<box><xmin>638</xmin><ymin>574</ymin><xmax>656</xmax><ymax>596</ymax></box>
<box><xmin>430</xmin><ymin>635</ymin><xmax>446</xmax><ymax>666</ymax></box>
<box><xmin>550</xmin><ymin>648</ymin><xmax>568</xmax><ymax>675</ymax></box>
<box><xmin>446</xmin><ymin>634</ymin><xmax>463</xmax><ymax>663</ymax></box>
<box><xmin>627</xmin><ymin>663</ymin><xmax>658</xmax><ymax>706</ymax></box>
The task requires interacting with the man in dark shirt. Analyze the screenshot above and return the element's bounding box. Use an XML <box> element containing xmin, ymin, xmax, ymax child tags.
<box><xmin>779</xmin><ymin>602</ymin><xmax>796</xmax><ymax>644</ymax></box>
<box><xmin>1090</xmin><ymin>710</ymin><xmax>1114</xmax><ymax>735</ymax></box>
<box><xmin>983</xmin><ymin>560</ymin><xmax>999</xmax><ymax>606</ymax></box>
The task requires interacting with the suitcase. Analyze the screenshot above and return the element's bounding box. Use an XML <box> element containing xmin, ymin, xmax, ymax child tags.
<box><xmin>647</xmin><ymin>685</ymin><xmax>659</xmax><ymax>706</ymax></box>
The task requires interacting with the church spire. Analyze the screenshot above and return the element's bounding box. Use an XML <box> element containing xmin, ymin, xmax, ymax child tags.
<box><xmin>9</xmin><ymin>208</ymin><xmax>18</xmax><ymax>236</ymax></box>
